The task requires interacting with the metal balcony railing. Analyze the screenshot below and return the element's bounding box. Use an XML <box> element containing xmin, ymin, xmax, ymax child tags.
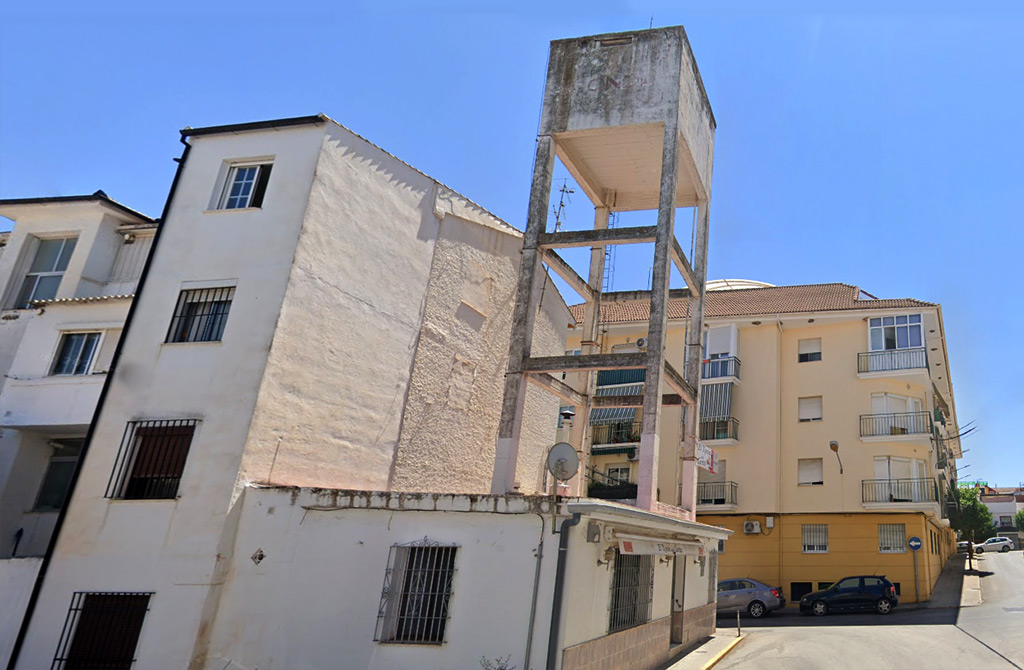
<box><xmin>697</xmin><ymin>481</ymin><xmax>738</xmax><ymax>506</ymax></box>
<box><xmin>857</xmin><ymin>348</ymin><xmax>927</xmax><ymax>374</ymax></box>
<box><xmin>702</xmin><ymin>357</ymin><xmax>741</xmax><ymax>381</ymax></box>
<box><xmin>586</xmin><ymin>466</ymin><xmax>637</xmax><ymax>500</ymax></box>
<box><xmin>859</xmin><ymin>411</ymin><xmax>931</xmax><ymax>437</ymax></box>
<box><xmin>700</xmin><ymin>417</ymin><xmax>739</xmax><ymax>441</ymax></box>
<box><xmin>862</xmin><ymin>478</ymin><xmax>938</xmax><ymax>503</ymax></box>
<box><xmin>591</xmin><ymin>421</ymin><xmax>642</xmax><ymax>445</ymax></box>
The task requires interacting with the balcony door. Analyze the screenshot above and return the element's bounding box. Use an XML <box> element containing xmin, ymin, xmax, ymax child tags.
<box><xmin>874</xmin><ymin>457</ymin><xmax>926</xmax><ymax>501</ymax></box>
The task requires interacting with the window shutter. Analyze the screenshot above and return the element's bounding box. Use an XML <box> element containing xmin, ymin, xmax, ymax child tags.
<box><xmin>798</xmin><ymin>397</ymin><xmax>822</xmax><ymax>421</ymax></box>
<box><xmin>705</xmin><ymin>326</ymin><xmax>733</xmax><ymax>358</ymax></box>
<box><xmin>798</xmin><ymin>338</ymin><xmax>821</xmax><ymax>355</ymax></box>
<box><xmin>798</xmin><ymin>458</ymin><xmax>823</xmax><ymax>484</ymax></box>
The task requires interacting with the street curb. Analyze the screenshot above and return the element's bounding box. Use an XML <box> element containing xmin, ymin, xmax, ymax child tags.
<box><xmin>701</xmin><ymin>636</ymin><xmax>744</xmax><ymax>670</ymax></box>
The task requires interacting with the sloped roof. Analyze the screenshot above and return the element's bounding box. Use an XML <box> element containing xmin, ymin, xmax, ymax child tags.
<box><xmin>569</xmin><ymin>283</ymin><xmax>936</xmax><ymax>324</ymax></box>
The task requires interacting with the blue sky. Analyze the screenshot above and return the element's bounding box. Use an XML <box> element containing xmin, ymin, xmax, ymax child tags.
<box><xmin>2</xmin><ymin>2</ymin><xmax>1021</xmax><ymax>485</ymax></box>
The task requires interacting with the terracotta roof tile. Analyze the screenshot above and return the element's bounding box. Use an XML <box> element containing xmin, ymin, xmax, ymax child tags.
<box><xmin>568</xmin><ymin>283</ymin><xmax>936</xmax><ymax>325</ymax></box>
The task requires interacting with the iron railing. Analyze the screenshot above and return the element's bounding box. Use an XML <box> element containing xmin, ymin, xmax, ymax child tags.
<box><xmin>862</xmin><ymin>478</ymin><xmax>938</xmax><ymax>503</ymax></box>
<box><xmin>52</xmin><ymin>592</ymin><xmax>152</xmax><ymax>669</ymax></box>
<box><xmin>105</xmin><ymin>419</ymin><xmax>198</xmax><ymax>499</ymax></box>
<box><xmin>700</xmin><ymin>417</ymin><xmax>739</xmax><ymax>441</ymax></box>
<box><xmin>859</xmin><ymin>411</ymin><xmax>930</xmax><ymax>437</ymax></box>
<box><xmin>608</xmin><ymin>552</ymin><xmax>654</xmax><ymax>633</ymax></box>
<box><xmin>591</xmin><ymin>421</ymin><xmax>642</xmax><ymax>445</ymax></box>
<box><xmin>586</xmin><ymin>466</ymin><xmax>637</xmax><ymax>500</ymax></box>
<box><xmin>375</xmin><ymin>541</ymin><xmax>457</xmax><ymax>644</ymax></box>
<box><xmin>857</xmin><ymin>348</ymin><xmax>927</xmax><ymax>374</ymax></box>
<box><xmin>702</xmin><ymin>356</ymin><xmax>741</xmax><ymax>380</ymax></box>
<box><xmin>697</xmin><ymin>481</ymin><xmax>738</xmax><ymax>506</ymax></box>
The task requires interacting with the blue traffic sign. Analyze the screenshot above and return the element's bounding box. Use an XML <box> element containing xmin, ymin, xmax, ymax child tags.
<box><xmin>908</xmin><ymin>536</ymin><xmax>923</xmax><ymax>551</ymax></box>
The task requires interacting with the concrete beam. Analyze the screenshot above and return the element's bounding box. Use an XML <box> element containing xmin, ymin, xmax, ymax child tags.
<box><xmin>525</xmin><ymin>372</ymin><xmax>587</xmax><ymax>407</ymax></box>
<box><xmin>670</xmin><ymin>236</ymin><xmax>701</xmax><ymax>297</ymax></box>
<box><xmin>592</xmin><ymin>394</ymin><xmax>684</xmax><ymax>408</ymax></box>
<box><xmin>542</xmin><ymin>250</ymin><xmax>594</xmax><ymax>302</ymax></box>
<box><xmin>662</xmin><ymin>360</ymin><xmax>696</xmax><ymax>406</ymax></box>
<box><xmin>521</xmin><ymin>352</ymin><xmax>647</xmax><ymax>374</ymax></box>
<box><xmin>538</xmin><ymin>226</ymin><xmax>658</xmax><ymax>249</ymax></box>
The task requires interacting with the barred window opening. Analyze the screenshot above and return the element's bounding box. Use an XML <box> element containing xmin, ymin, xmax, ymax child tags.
<box><xmin>375</xmin><ymin>540</ymin><xmax>457</xmax><ymax>645</ymax></box>
<box><xmin>166</xmin><ymin>287</ymin><xmax>234</xmax><ymax>343</ymax></box>
<box><xmin>879</xmin><ymin>523</ymin><xmax>907</xmax><ymax>553</ymax></box>
<box><xmin>52</xmin><ymin>592</ymin><xmax>151</xmax><ymax>669</ymax></box>
<box><xmin>608</xmin><ymin>550</ymin><xmax>654</xmax><ymax>633</ymax></box>
<box><xmin>106</xmin><ymin>420</ymin><xmax>197</xmax><ymax>500</ymax></box>
<box><xmin>802</xmin><ymin>524</ymin><xmax>828</xmax><ymax>553</ymax></box>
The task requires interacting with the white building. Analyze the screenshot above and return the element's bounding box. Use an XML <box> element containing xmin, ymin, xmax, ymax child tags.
<box><xmin>0</xmin><ymin>192</ymin><xmax>155</xmax><ymax>663</ymax></box>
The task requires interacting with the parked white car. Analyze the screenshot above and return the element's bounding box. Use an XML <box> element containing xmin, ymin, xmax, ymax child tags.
<box><xmin>973</xmin><ymin>537</ymin><xmax>1014</xmax><ymax>553</ymax></box>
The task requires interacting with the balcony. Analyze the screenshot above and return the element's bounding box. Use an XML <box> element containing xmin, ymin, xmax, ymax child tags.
<box><xmin>700</xmin><ymin>417</ymin><xmax>739</xmax><ymax>443</ymax></box>
<box><xmin>857</xmin><ymin>348</ymin><xmax>927</xmax><ymax>377</ymax></box>
<box><xmin>862</xmin><ymin>478</ymin><xmax>938</xmax><ymax>504</ymax></box>
<box><xmin>0</xmin><ymin>375</ymin><xmax>104</xmax><ymax>430</ymax></box>
<box><xmin>696</xmin><ymin>481</ymin><xmax>738</xmax><ymax>509</ymax></box>
<box><xmin>859</xmin><ymin>411</ymin><xmax>930</xmax><ymax>439</ymax></box>
<box><xmin>585</xmin><ymin>466</ymin><xmax>637</xmax><ymax>501</ymax></box>
<box><xmin>702</xmin><ymin>357</ymin><xmax>740</xmax><ymax>382</ymax></box>
<box><xmin>591</xmin><ymin>421</ymin><xmax>642</xmax><ymax>446</ymax></box>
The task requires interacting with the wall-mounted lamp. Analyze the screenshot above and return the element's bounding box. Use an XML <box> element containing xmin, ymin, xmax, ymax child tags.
<box><xmin>830</xmin><ymin>440</ymin><xmax>843</xmax><ymax>475</ymax></box>
<box><xmin>122</xmin><ymin>232</ymin><xmax>136</xmax><ymax>244</ymax></box>
<box><xmin>598</xmin><ymin>545</ymin><xmax>616</xmax><ymax>566</ymax></box>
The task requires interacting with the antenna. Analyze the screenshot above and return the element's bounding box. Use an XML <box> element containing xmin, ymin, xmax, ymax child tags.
<box><xmin>603</xmin><ymin>211</ymin><xmax>618</xmax><ymax>292</ymax></box>
<box><xmin>551</xmin><ymin>180</ymin><xmax>575</xmax><ymax>232</ymax></box>
<box><xmin>547</xmin><ymin>442</ymin><xmax>580</xmax><ymax>532</ymax></box>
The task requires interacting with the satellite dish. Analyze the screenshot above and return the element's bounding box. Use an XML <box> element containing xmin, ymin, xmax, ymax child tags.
<box><xmin>547</xmin><ymin>442</ymin><xmax>579</xmax><ymax>482</ymax></box>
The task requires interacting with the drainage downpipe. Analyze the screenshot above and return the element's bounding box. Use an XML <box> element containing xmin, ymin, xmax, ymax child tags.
<box><xmin>546</xmin><ymin>512</ymin><xmax>582</xmax><ymax>670</ymax></box>
<box><xmin>5</xmin><ymin>138</ymin><xmax>192</xmax><ymax>670</ymax></box>
<box><xmin>523</xmin><ymin>514</ymin><xmax>546</xmax><ymax>670</ymax></box>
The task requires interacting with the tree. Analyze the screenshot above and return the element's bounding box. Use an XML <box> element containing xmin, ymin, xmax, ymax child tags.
<box><xmin>1014</xmin><ymin>509</ymin><xmax>1024</xmax><ymax>534</ymax></box>
<box><xmin>948</xmin><ymin>487</ymin><xmax>994</xmax><ymax>569</ymax></box>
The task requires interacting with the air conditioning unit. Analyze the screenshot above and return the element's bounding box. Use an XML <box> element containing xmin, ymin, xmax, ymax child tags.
<box><xmin>635</xmin><ymin>337</ymin><xmax>647</xmax><ymax>349</ymax></box>
<box><xmin>626</xmin><ymin>449</ymin><xmax>639</xmax><ymax>462</ymax></box>
<box><xmin>743</xmin><ymin>521</ymin><xmax>761</xmax><ymax>534</ymax></box>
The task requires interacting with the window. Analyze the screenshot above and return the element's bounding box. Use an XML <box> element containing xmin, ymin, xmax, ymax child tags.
<box><xmin>106</xmin><ymin>420</ymin><xmax>197</xmax><ymax>499</ymax></box>
<box><xmin>798</xmin><ymin>338</ymin><xmax>822</xmax><ymax>363</ymax></box>
<box><xmin>834</xmin><ymin>577</ymin><xmax>860</xmax><ymax>590</ymax></box>
<box><xmin>879</xmin><ymin>523</ymin><xmax>907</xmax><ymax>553</ymax></box>
<box><xmin>35</xmin><ymin>439</ymin><xmax>83</xmax><ymax>510</ymax></box>
<box><xmin>802</xmin><ymin>524</ymin><xmax>828</xmax><ymax>553</ymax></box>
<box><xmin>791</xmin><ymin>581</ymin><xmax>812</xmax><ymax>602</ymax></box>
<box><xmin>608</xmin><ymin>550</ymin><xmax>654</xmax><ymax>633</ymax></box>
<box><xmin>717</xmin><ymin>539</ymin><xmax>726</xmax><ymax>553</ymax></box>
<box><xmin>999</xmin><ymin>515</ymin><xmax>1013</xmax><ymax>527</ymax></box>
<box><xmin>869</xmin><ymin>314</ymin><xmax>922</xmax><ymax>351</ymax></box>
<box><xmin>375</xmin><ymin>540</ymin><xmax>457</xmax><ymax>644</ymax></box>
<box><xmin>798</xmin><ymin>396</ymin><xmax>823</xmax><ymax>422</ymax></box>
<box><xmin>166</xmin><ymin>287</ymin><xmax>234</xmax><ymax>343</ymax></box>
<box><xmin>51</xmin><ymin>332</ymin><xmax>102</xmax><ymax>375</ymax></box>
<box><xmin>606</xmin><ymin>464</ymin><xmax>631</xmax><ymax>484</ymax></box>
<box><xmin>52</xmin><ymin>592</ymin><xmax>151</xmax><ymax>669</ymax></box>
<box><xmin>798</xmin><ymin>458</ymin><xmax>824</xmax><ymax>486</ymax></box>
<box><xmin>219</xmin><ymin>163</ymin><xmax>272</xmax><ymax>209</ymax></box>
<box><xmin>817</xmin><ymin>582</ymin><xmax>834</xmax><ymax>590</ymax></box>
<box><xmin>13</xmin><ymin>236</ymin><xmax>77</xmax><ymax>308</ymax></box>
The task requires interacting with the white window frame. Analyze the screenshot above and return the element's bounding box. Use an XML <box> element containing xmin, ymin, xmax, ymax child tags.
<box><xmin>801</xmin><ymin>524</ymin><xmax>828</xmax><ymax>553</ymax></box>
<box><xmin>50</xmin><ymin>331</ymin><xmax>105</xmax><ymax>376</ymax></box>
<box><xmin>11</xmin><ymin>236</ymin><xmax>78</xmax><ymax>308</ymax></box>
<box><xmin>606</xmin><ymin>464</ymin><xmax>631</xmax><ymax>484</ymax></box>
<box><xmin>217</xmin><ymin>162</ymin><xmax>273</xmax><ymax>210</ymax></box>
<box><xmin>798</xmin><ymin>338</ymin><xmax>822</xmax><ymax>363</ymax></box>
<box><xmin>879</xmin><ymin>523</ymin><xmax>907</xmax><ymax>553</ymax></box>
<box><xmin>798</xmin><ymin>458</ymin><xmax>824</xmax><ymax>486</ymax></box>
<box><xmin>869</xmin><ymin>314</ymin><xmax>923</xmax><ymax>352</ymax></box>
<box><xmin>798</xmin><ymin>396</ymin><xmax>823</xmax><ymax>422</ymax></box>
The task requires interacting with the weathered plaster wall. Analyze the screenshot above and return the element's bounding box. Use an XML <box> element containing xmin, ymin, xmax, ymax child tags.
<box><xmin>203</xmin><ymin>487</ymin><xmax>558</xmax><ymax>670</ymax></box>
<box><xmin>0</xmin><ymin>557</ymin><xmax>42</xmax><ymax>667</ymax></box>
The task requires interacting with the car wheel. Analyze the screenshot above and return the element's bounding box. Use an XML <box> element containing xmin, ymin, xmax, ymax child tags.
<box><xmin>875</xmin><ymin>598</ymin><xmax>893</xmax><ymax>615</ymax></box>
<box><xmin>976</xmin><ymin>547</ymin><xmax>984</xmax><ymax>554</ymax></box>
<box><xmin>748</xmin><ymin>600</ymin><xmax>766</xmax><ymax>618</ymax></box>
<box><xmin>812</xmin><ymin>600</ymin><xmax>828</xmax><ymax>617</ymax></box>
<box><xmin>1001</xmin><ymin>546</ymin><xmax>1010</xmax><ymax>553</ymax></box>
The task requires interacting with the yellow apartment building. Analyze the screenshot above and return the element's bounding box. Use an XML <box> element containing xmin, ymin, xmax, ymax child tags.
<box><xmin>566</xmin><ymin>281</ymin><xmax>960</xmax><ymax>604</ymax></box>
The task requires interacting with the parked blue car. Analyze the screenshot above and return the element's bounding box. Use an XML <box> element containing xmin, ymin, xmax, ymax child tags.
<box><xmin>799</xmin><ymin>575</ymin><xmax>898</xmax><ymax>616</ymax></box>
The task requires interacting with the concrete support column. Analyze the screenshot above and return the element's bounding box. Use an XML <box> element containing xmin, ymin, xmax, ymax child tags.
<box><xmin>637</xmin><ymin>122</ymin><xmax>679</xmax><ymax>510</ymax></box>
<box><xmin>680</xmin><ymin>200</ymin><xmax>709</xmax><ymax>511</ymax></box>
<box><xmin>493</xmin><ymin>136</ymin><xmax>556</xmax><ymax>494</ymax></box>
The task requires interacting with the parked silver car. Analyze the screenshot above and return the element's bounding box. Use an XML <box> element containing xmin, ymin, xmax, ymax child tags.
<box><xmin>974</xmin><ymin>537</ymin><xmax>1014</xmax><ymax>553</ymax></box>
<box><xmin>716</xmin><ymin>578</ymin><xmax>786</xmax><ymax>618</ymax></box>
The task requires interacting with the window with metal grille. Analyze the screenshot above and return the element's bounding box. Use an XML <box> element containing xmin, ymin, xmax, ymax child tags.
<box><xmin>219</xmin><ymin>163</ymin><xmax>272</xmax><ymax>210</ymax></box>
<box><xmin>106</xmin><ymin>420</ymin><xmax>197</xmax><ymax>499</ymax></box>
<box><xmin>166</xmin><ymin>287</ymin><xmax>234</xmax><ymax>343</ymax></box>
<box><xmin>13</xmin><ymin>236</ymin><xmax>77</xmax><ymax>308</ymax></box>
<box><xmin>878</xmin><ymin>523</ymin><xmax>907</xmax><ymax>553</ymax></box>
<box><xmin>801</xmin><ymin>524</ymin><xmax>828</xmax><ymax>553</ymax></box>
<box><xmin>375</xmin><ymin>540</ymin><xmax>457</xmax><ymax>644</ymax></box>
<box><xmin>51</xmin><ymin>332</ymin><xmax>102</xmax><ymax>375</ymax></box>
<box><xmin>52</xmin><ymin>592</ymin><xmax>151</xmax><ymax>669</ymax></box>
<box><xmin>608</xmin><ymin>550</ymin><xmax>654</xmax><ymax>633</ymax></box>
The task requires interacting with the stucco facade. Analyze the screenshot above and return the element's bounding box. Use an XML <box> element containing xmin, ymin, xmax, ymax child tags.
<box><xmin>568</xmin><ymin>283</ymin><xmax>961</xmax><ymax>604</ymax></box>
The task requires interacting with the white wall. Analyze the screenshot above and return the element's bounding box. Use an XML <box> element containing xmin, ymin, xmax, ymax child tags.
<box><xmin>0</xmin><ymin>558</ymin><xmax>43</xmax><ymax>668</ymax></box>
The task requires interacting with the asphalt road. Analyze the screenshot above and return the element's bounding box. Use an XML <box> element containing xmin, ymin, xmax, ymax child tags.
<box><xmin>715</xmin><ymin>551</ymin><xmax>1024</xmax><ymax>669</ymax></box>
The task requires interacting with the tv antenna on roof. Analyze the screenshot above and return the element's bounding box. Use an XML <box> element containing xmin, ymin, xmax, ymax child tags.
<box><xmin>552</xmin><ymin>180</ymin><xmax>574</xmax><ymax>232</ymax></box>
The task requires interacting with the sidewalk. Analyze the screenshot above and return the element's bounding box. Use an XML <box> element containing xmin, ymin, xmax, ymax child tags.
<box><xmin>901</xmin><ymin>553</ymin><xmax>981</xmax><ymax>610</ymax></box>
<box><xmin>662</xmin><ymin>633</ymin><xmax>744</xmax><ymax>670</ymax></box>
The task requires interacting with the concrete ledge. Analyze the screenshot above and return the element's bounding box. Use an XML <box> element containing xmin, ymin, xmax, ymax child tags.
<box><xmin>663</xmin><ymin>634</ymin><xmax>744</xmax><ymax>670</ymax></box>
<box><xmin>961</xmin><ymin>572</ymin><xmax>983</xmax><ymax>607</ymax></box>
